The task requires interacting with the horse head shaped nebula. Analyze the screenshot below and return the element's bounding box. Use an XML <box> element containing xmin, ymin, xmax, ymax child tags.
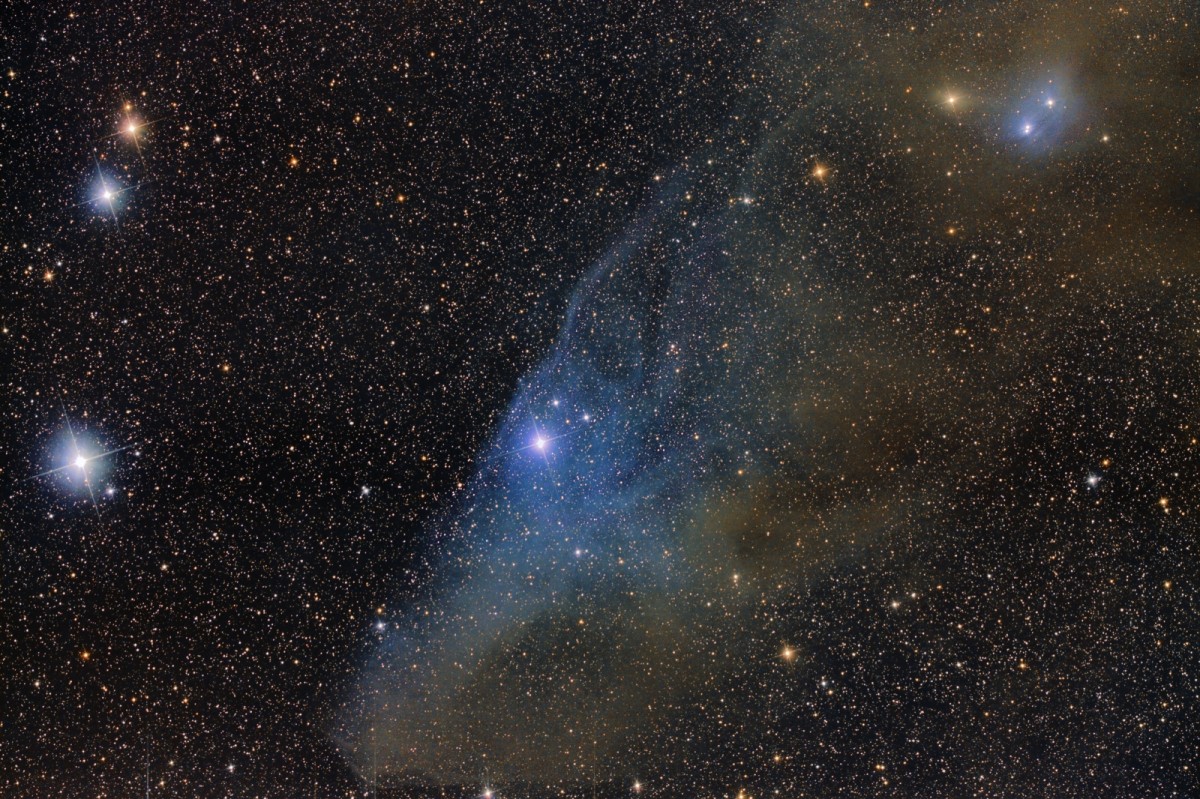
<box><xmin>335</xmin><ymin>146</ymin><xmax>960</xmax><ymax>784</ymax></box>
<box><xmin>336</xmin><ymin>2</ymin><xmax>1198</xmax><ymax>792</ymax></box>
<box><xmin>337</xmin><ymin>176</ymin><xmax>771</xmax><ymax>782</ymax></box>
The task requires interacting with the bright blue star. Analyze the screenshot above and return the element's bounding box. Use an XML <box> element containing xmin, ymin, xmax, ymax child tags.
<box><xmin>1009</xmin><ymin>79</ymin><xmax>1079</xmax><ymax>151</ymax></box>
<box><xmin>26</xmin><ymin>402</ymin><xmax>135</xmax><ymax>519</ymax></box>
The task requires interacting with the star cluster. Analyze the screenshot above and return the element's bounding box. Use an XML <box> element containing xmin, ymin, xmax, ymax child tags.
<box><xmin>3</xmin><ymin>2</ymin><xmax>1199</xmax><ymax>798</ymax></box>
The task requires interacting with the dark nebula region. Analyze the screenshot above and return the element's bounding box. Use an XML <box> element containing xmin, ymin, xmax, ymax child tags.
<box><xmin>3</xmin><ymin>2</ymin><xmax>1199</xmax><ymax>798</ymax></box>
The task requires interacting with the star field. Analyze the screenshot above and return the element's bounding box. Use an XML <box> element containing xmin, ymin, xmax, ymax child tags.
<box><xmin>2</xmin><ymin>2</ymin><xmax>1199</xmax><ymax>798</ymax></box>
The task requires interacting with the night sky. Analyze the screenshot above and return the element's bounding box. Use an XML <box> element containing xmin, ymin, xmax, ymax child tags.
<box><xmin>3</xmin><ymin>2</ymin><xmax>1199</xmax><ymax>798</ymax></box>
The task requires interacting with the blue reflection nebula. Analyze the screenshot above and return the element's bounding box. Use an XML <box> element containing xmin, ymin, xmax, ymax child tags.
<box><xmin>1010</xmin><ymin>79</ymin><xmax>1078</xmax><ymax>151</ymax></box>
<box><xmin>338</xmin><ymin>177</ymin><xmax>770</xmax><ymax>779</ymax></box>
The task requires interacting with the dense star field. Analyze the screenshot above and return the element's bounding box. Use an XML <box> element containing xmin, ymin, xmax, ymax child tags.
<box><xmin>3</xmin><ymin>1</ymin><xmax>1199</xmax><ymax>797</ymax></box>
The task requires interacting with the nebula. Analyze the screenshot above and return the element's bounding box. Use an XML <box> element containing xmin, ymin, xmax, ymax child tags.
<box><xmin>336</xmin><ymin>1</ymin><xmax>1199</xmax><ymax>793</ymax></box>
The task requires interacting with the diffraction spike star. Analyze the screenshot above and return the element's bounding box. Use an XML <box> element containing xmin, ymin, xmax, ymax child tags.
<box><xmin>25</xmin><ymin>400</ymin><xmax>134</xmax><ymax>520</ymax></box>
<box><xmin>103</xmin><ymin>110</ymin><xmax>166</xmax><ymax>169</ymax></box>
<box><xmin>79</xmin><ymin>149</ymin><xmax>154</xmax><ymax>222</ymax></box>
<box><xmin>484</xmin><ymin>411</ymin><xmax>597</xmax><ymax>461</ymax></box>
<box><xmin>94</xmin><ymin>152</ymin><xmax>121</xmax><ymax>222</ymax></box>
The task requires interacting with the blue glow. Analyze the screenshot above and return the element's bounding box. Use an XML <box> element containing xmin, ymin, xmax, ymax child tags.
<box><xmin>86</xmin><ymin>169</ymin><xmax>128</xmax><ymax>220</ymax></box>
<box><xmin>28</xmin><ymin>418</ymin><xmax>132</xmax><ymax>515</ymax></box>
<box><xmin>1008</xmin><ymin>78</ymin><xmax>1079</xmax><ymax>152</ymax></box>
<box><xmin>339</xmin><ymin>178</ymin><xmax>742</xmax><ymax>777</ymax></box>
